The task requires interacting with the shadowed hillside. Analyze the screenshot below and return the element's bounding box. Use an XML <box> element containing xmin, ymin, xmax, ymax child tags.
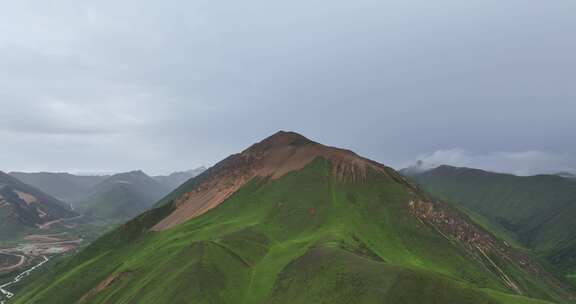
<box><xmin>9</xmin><ymin>172</ymin><xmax>108</xmax><ymax>203</ymax></box>
<box><xmin>74</xmin><ymin>171</ymin><xmax>170</xmax><ymax>223</ymax></box>
<box><xmin>0</xmin><ymin>171</ymin><xmax>77</xmax><ymax>240</ymax></box>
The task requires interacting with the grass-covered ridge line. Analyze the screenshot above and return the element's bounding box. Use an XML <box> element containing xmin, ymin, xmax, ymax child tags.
<box><xmin>13</xmin><ymin>159</ymin><xmax>570</xmax><ymax>303</ymax></box>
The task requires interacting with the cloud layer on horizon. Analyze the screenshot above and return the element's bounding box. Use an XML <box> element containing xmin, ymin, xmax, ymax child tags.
<box><xmin>410</xmin><ymin>149</ymin><xmax>576</xmax><ymax>176</ymax></box>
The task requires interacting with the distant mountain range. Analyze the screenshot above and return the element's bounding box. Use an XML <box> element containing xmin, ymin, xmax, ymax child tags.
<box><xmin>75</xmin><ymin>171</ymin><xmax>170</xmax><ymax>222</ymax></box>
<box><xmin>402</xmin><ymin>165</ymin><xmax>576</xmax><ymax>283</ymax></box>
<box><xmin>12</xmin><ymin>132</ymin><xmax>572</xmax><ymax>304</ymax></box>
<box><xmin>10</xmin><ymin>172</ymin><xmax>108</xmax><ymax>202</ymax></box>
<box><xmin>8</xmin><ymin>168</ymin><xmax>205</xmax><ymax>223</ymax></box>
<box><xmin>152</xmin><ymin>167</ymin><xmax>206</xmax><ymax>190</ymax></box>
<box><xmin>0</xmin><ymin>171</ymin><xmax>77</xmax><ymax>240</ymax></box>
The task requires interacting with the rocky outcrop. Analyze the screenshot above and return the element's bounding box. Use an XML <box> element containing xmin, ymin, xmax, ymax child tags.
<box><xmin>408</xmin><ymin>198</ymin><xmax>572</xmax><ymax>298</ymax></box>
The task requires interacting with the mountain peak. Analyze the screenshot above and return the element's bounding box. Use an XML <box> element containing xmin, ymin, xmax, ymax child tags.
<box><xmin>107</xmin><ymin>170</ymin><xmax>149</xmax><ymax>180</ymax></box>
<box><xmin>246</xmin><ymin>131</ymin><xmax>313</xmax><ymax>152</ymax></box>
<box><xmin>268</xmin><ymin>130</ymin><xmax>309</xmax><ymax>141</ymax></box>
<box><xmin>152</xmin><ymin>131</ymin><xmax>396</xmax><ymax>230</ymax></box>
<box><xmin>21</xmin><ymin>132</ymin><xmax>574</xmax><ymax>304</ymax></box>
<box><xmin>125</xmin><ymin>170</ymin><xmax>147</xmax><ymax>176</ymax></box>
<box><xmin>241</xmin><ymin>131</ymin><xmax>388</xmax><ymax>181</ymax></box>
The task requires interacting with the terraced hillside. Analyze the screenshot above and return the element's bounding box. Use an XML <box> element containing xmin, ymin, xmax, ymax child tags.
<box><xmin>12</xmin><ymin>132</ymin><xmax>574</xmax><ymax>304</ymax></box>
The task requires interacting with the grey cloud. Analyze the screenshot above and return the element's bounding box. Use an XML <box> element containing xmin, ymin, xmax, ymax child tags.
<box><xmin>0</xmin><ymin>0</ymin><xmax>574</xmax><ymax>174</ymax></box>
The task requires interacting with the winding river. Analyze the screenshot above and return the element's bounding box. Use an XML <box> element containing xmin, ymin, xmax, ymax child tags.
<box><xmin>0</xmin><ymin>256</ymin><xmax>49</xmax><ymax>304</ymax></box>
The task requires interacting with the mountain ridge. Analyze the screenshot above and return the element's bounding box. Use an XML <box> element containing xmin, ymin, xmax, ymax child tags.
<box><xmin>9</xmin><ymin>171</ymin><xmax>108</xmax><ymax>202</ymax></box>
<box><xmin>404</xmin><ymin>165</ymin><xmax>576</xmax><ymax>283</ymax></box>
<box><xmin>152</xmin><ymin>131</ymin><xmax>405</xmax><ymax>231</ymax></box>
<box><xmin>11</xmin><ymin>132</ymin><xmax>574</xmax><ymax>304</ymax></box>
<box><xmin>153</xmin><ymin>167</ymin><xmax>206</xmax><ymax>191</ymax></box>
<box><xmin>0</xmin><ymin>171</ymin><xmax>77</xmax><ymax>239</ymax></box>
<box><xmin>75</xmin><ymin>170</ymin><xmax>170</xmax><ymax>222</ymax></box>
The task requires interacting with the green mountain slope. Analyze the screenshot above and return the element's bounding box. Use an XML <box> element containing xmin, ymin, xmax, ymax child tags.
<box><xmin>75</xmin><ymin>171</ymin><xmax>169</xmax><ymax>223</ymax></box>
<box><xmin>13</xmin><ymin>133</ymin><xmax>573</xmax><ymax>304</ymax></box>
<box><xmin>0</xmin><ymin>171</ymin><xmax>77</xmax><ymax>240</ymax></box>
<box><xmin>403</xmin><ymin>165</ymin><xmax>576</xmax><ymax>279</ymax></box>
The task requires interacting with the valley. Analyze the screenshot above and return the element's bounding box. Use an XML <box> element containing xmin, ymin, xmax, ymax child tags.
<box><xmin>0</xmin><ymin>256</ymin><xmax>49</xmax><ymax>304</ymax></box>
<box><xmin>0</xmin><ymin>254</ymin><xmax>23</xmax><ymax>273</ymax></box>
<box><xmin>0</xmin><ymin>168</ymin><xmax>205</xmax><ymax>303</ymax></box>
<box><xmin>0</xmin><ymin>231</ymin><xmax>82</xmax><ymax>303</ymax></box>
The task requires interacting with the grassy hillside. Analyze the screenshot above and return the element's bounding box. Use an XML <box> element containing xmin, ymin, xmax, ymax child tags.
<box><xmin>13</xmin><ymin>158</ymin><xmax>570</xmax><ymax>304</ymax></box>
<box><xmin>405</xmin><ymin>165</ymin><xmax>576</xmax><ymax>277</ymax></box>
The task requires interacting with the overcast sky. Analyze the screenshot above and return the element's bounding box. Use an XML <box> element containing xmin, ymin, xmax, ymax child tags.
<box><xmin>0</xmin><ymin>0</ymin><xmax>575</xmax><ymax>176</ymax></box>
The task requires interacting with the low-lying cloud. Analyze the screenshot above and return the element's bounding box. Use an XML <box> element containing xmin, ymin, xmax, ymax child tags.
<box><xmin>410</xmin><ymin>149</ymin><xmax>576</xmax><ymax>176</ymax></box>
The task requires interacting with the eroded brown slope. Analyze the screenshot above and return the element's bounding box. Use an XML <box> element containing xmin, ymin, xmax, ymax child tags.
<box><xmin>408</xmin><ymin>198</ymin><xmax>573</xmax><ymax>298</ymax></box>
<box><xmin>152</xmin><ymin>131</ymin><xmax>574</xmax><ymax>300</ymax></box>
<box><xmin>153</xmin><ymin>131</ymin><xmax>397</xmax><ymax>230</ymax></box>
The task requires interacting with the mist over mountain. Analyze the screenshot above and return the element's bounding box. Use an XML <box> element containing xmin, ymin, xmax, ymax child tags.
<box><xmin>6</xmin><ymin>169</ymin><xmax>205</xmax><ymax>224</ymax></box>
<box><xmin>153</xmin><ymin>167</ymin><xmax>206</xmax><ymax>191</ymax></box>
<box><xmin>9</xmin><ymin>172</ymin><xmax>108</xmax><ymax>203</ymax></box>
<box><xmin>0</xmin><ymin>171</ymin><xmax>77</xmax><ymax>240</ymax></box>
<box><xmin>555</xmin><ymin>172</ymin><xmax>576</xmax><ymax>180</ymax></box>
<box><xmin>74</xmin><ymin>170</ymin><xmax>170</xmax><ymax>223</ymax></box>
